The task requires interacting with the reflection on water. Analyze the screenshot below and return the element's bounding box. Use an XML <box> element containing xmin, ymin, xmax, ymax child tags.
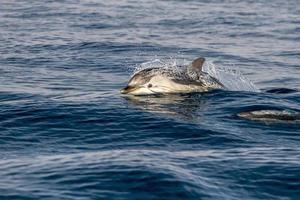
<box><xmin>123</xmin><ymin>93</ymin><xmax>210</xmax><ymax>122</ymax></box>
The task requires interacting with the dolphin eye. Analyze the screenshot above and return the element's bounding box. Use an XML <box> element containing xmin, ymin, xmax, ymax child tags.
<box><xmin>148</xmin><ymin>84</ymin><xmax>152</xmax><ymax>88</ymax></box>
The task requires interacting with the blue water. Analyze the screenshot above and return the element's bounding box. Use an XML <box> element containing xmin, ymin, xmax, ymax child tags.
<box><xmin>0</xmin><ymin>0</ymin><xmax>300</xmax><ymax>199</ymax></box>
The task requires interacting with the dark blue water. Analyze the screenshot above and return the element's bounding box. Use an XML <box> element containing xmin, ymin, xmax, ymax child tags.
<box><xmin>0</xmin><ymin>0</ymin><xmax>299</xmax><ymax>199</ymax></box>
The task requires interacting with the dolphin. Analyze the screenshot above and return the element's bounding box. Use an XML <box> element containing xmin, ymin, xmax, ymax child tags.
<box><xmin>238</xmin><ymin>109</ymin><xmax>300</xmax><ymax>122</ymax></box>
<box><xmin>120</xmin><ymin>57</ymin><xmax>224</xmax><ymax>95</ymax></box>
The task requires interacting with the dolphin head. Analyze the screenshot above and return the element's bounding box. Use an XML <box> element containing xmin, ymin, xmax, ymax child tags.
<box><xmin>120</xmin><ymin>68</ymin><xmax>176</xmax><ymax>95</ymax></box>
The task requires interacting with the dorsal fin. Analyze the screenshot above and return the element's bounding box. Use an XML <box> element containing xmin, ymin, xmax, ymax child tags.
<box><xmin>191</xmin><ymin>57</ymin><xmax>205</xmax><ymax>71</ymax></box>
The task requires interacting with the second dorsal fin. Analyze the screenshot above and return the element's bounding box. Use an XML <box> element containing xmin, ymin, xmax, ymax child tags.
<box><xmin>191</xmin><ymin>57</ymin><xmax>205</xmax><ymax>71</ymax></box>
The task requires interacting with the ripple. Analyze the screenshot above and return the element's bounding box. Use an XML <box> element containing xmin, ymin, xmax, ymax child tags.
<box><xmin>0</xmin><ymin>148</ymin><xmax>299</xmax><ymax>199</ymax></box>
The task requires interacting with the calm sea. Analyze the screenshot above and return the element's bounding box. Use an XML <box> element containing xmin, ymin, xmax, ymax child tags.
<box><xmin>0</xmin><ymin>0</ymin><xmax>299</xmax><ymax>199</ymax></box>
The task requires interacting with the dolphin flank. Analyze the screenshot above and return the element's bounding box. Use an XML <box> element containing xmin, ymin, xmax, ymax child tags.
<box><xmin>121</xmin><ymin>57</ymin><xmax>224</xmax><ymax>95</ymax></box>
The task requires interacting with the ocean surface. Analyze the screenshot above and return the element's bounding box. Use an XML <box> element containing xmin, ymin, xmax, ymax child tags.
<box><xmin>0</xmin><ymin>0</ymin><xmax>299</xmax><ymax>199</ymax></box>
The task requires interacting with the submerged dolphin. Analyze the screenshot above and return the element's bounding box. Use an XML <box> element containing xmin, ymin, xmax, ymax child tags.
<box><xmin>120</xmin><ymin>57</ymin><xmax>224</xmax><ymax>95</ymax></box>
<box><xmin>238</xmin><ymin>109</ymin><xmax>300</xmax><ymax>122</ymax></box>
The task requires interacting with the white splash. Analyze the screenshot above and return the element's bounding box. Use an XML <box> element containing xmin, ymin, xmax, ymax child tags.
<box><xmin>131</xmin><ymin>58</ymin><xmax>189</xmax><ymax>75</ymax></box>
<box><xmin>202</xmin><ymin>61</ymin><xmax>260</xmax><ymax>92</ymax></box>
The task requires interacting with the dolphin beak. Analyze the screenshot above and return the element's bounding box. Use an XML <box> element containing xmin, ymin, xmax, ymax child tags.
<box><xmin>120</xmin><ymin>85</ymin><xmax>138</xmax><ymax>94</ymax></box>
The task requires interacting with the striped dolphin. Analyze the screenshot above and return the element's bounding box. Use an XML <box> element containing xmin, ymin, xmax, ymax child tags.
<box><xmin>120</xmin><ymin>57</ymin><xmax>224</xmax><ymax>95</ymax></box>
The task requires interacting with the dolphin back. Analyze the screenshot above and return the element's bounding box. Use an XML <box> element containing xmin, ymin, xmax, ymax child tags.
<box><xmin>186</xmin><ymin>57</ymin><xmax>224</xmax><ymax>89</ymax></box>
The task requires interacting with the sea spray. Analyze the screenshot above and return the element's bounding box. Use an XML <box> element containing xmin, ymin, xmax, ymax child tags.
<box><xmin>202</xmin><ymin>61</ymin><xmax>260</xmax><ymax>92</ymax></box>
